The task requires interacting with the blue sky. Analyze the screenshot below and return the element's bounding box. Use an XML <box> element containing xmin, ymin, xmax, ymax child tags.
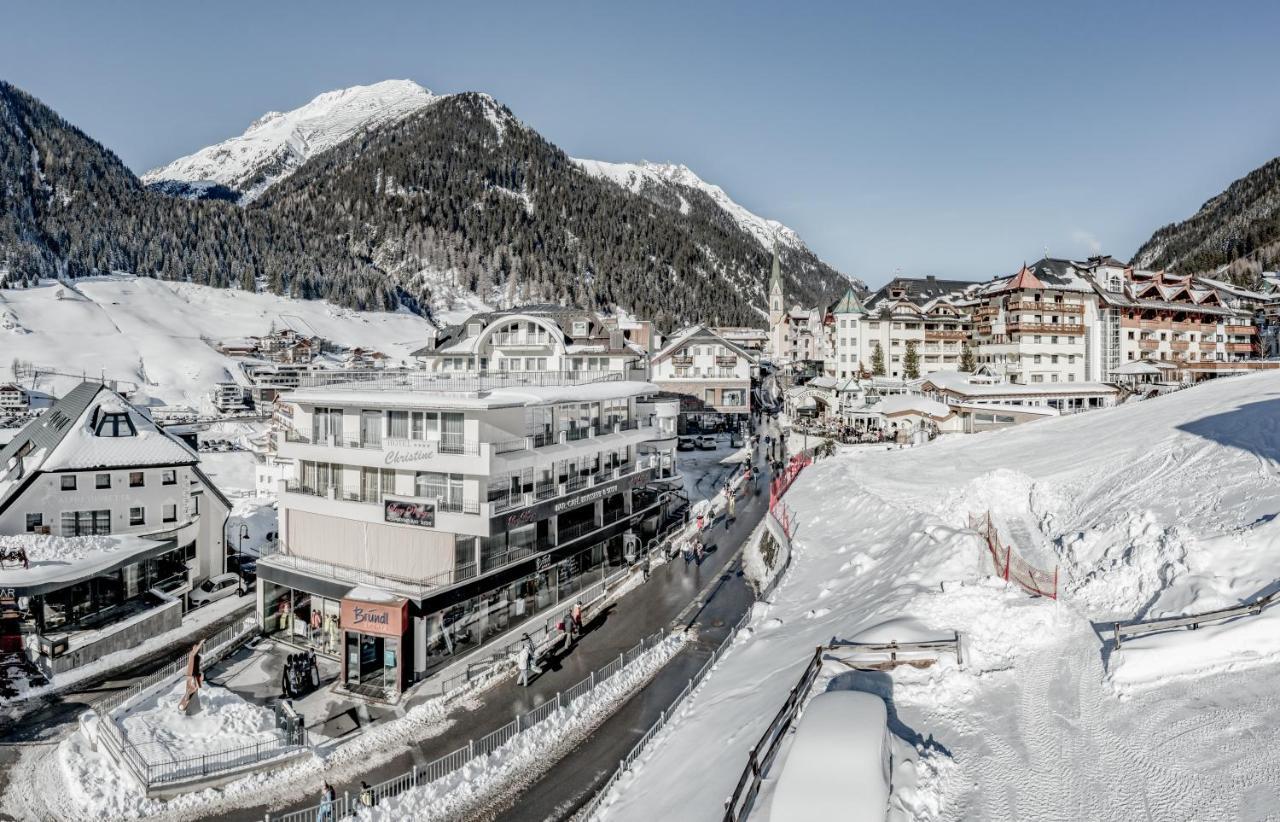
<box><xmin>4</xmin><ymin>1</ymin><xmax>1279</xmax><ymax>287</ymax></box>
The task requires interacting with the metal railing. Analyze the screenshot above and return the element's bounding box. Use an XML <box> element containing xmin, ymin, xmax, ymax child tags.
<box><xmin>295</xmin><ymin>369</ymin><xmax>624</xmax><ymax>393</ymax></box>
<box><xmin>282</xmin><ymin>430</ymin><xmax>480</xmax><ymax>456</ymax></box>
<box><xmin>257</xmin><ymin>542</ymin><xmax>468</xmax><ymax>598</ymax></box>
<box><xmin>268</xmin><ymin>630</ymin><xmax>668</xmax><ymax>822</ymax></box>
<box><xmin>1113</xmin><ymin>591</ymin><xmax>1277</xmax><ymax>648</ymax></box>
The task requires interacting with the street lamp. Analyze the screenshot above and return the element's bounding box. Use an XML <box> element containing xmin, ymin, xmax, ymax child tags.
<box><xmin>236</xmin><ymin>523</ymin><xmax>249</xmax><ymax>594</ymax></box>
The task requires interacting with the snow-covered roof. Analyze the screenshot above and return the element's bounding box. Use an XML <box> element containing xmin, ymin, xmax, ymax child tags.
<box><xmin>921</xmin><ymin>371</ymin><xmax>1117</xmax><ymax>397</ymax></box>
<box><xmin>876</xmin><ymin>395</ymin><xmax>953</xmax><ymax>419</ymax></box>
<box><xmin>0</xmin><ymin>531</ymin><xmax>182</xmax><ymax>595</ymax></box>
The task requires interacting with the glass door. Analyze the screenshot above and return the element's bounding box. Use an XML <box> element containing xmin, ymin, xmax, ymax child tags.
<box><xmin>360</xmin><ymin>410</ymin><xmax>382</xmax><ymax>448</ymax></box>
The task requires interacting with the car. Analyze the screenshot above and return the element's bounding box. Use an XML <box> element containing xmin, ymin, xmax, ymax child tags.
<box><xmin>769</xmin><ymin>690</ymin><xmax>899</xmax><ymax>822</ymax></box>
<box><xmin>730</xmin><ymin>433</ymin><xmax>745</xmax><ymax>448</ymax></box>
<box><xmin>188</xmin><ymin>572</ymin><xmax>246</xmax><ymax>607</ymax></box>
<box><xmin>677</xmin><ymin>435</ymin><xmax>697</xmax><ymax>451</ymax></box>
<box><xmin>695</xmin><ymin>434</ymin><xmax>718</xmax><ymax>450</ymax></box>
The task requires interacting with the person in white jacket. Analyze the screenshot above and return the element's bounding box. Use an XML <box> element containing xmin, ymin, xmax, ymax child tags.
<box><xmin>517</xmin><ymin>644</ymin><xmax>533</xmax><ymax>687</ymax></box>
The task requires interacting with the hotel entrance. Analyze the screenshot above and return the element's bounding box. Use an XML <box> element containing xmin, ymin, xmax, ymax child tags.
<box><xmin>339</xmin><ymin>592</ymin><xmax>409</xmax><ymax>701</ymax></box>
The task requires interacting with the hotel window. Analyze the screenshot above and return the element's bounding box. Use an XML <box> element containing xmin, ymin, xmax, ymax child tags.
<box><xmin>129</xmin><ymin>506</ymin><xmax>146</xmax><ymax>526</ymax></box>
<box><xmin>96</xmin><ymin>473</ymin><xmax>111</xmax><ymax>489</ymax></box>
<box><xmin>1031</xmin><ymin>374</ymin><xmax>1044</xmax><ymax>383</ymax></box>
<box><xmin>1034</xmin><ymin>355</ymin><xmax>1042</xmax><ymax>364</ymax></box>
<box><xmin>162</xmin><ymin>469</ymin><xmax>177</xmax><ymax>485</ymax></box>
<box><xmin>1051</xmin><ymin>336</ymin><xmax>1059</xmax><ymax>345</ymax></box>
<box><xmin>1051</xmin><ymin>355</ymin><xmax>1059</xmax><ymax>364</ymax></box>
<box><xmin>705</xmin><ymin>389</ymin><xmax>716</xmax><ymax>404</ymax></box>
<box><xmin>387</xmin><ymin>410</ymin><xmax>409</xmax><ymax>439</ymax></box>
<box><xmin>61</xmin><ymin>510</ymin><xmax>110</xmax><ymax>536</ymax></box>
<box><xmin>312</xmin><ymin>407</ymin><xmax>342</xmax><ymax>442</ymax></box>
<box><xmin>129</xmin><ymin>471</ymin><xmax>145</xmax><ymax>488</ymax></box>
<box><xmin>163</xmin><ymin>504</ymin><xmax>178</xmax><ymax>523</ymax></box>
<box><xmin>94</xmin><ymin>411</ymin><xmax>136</xmax><ymax>438</ymax></box>
<box><xmin>25</xmin><ymin>513</ymin><xmax>42</xmax><ymax>533</ymax></box>
<box><xmin>61</xmin><ymin>475</ymin><xmax>77</xmax><ymax>491</ymax></box>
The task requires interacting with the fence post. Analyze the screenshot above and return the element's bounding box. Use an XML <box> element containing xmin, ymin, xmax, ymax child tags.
<box><xmin>344</xmin><ymin>791</ymin><xmax>350</xmax><ymax>814</ymax></box>
<box><xmin>469</xmin><ymin>739</ymin><xmax>475</xmax><ymax>758</ymax></box>
<box><xmin>515</xmin><ymin>713</ymin><xmax>522</xmax><ymax>733</ymax></box>
<box><xmin>557</xmin><ymin>691</ymin><xmax>563</xmax><ymax>708</ymax></box>
<box><xmin>590</xmin><ymin>671</ymin><xmax>596</xmax><ymax>689</ymax></box>
<box><xmin>412</xmin><ymin>763</ymin><xmax>418</xmax><ymax>787</ymax></box>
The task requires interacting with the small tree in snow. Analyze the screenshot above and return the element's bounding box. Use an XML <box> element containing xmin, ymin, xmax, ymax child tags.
<box><xmin>960</xmin><ymin>341</ymin><xmax>976</xmax><ymax>372</ymax></box>
<box><xmin>904</xmin><ymin>340</ymin><xmax>920</xmax><ymax>380</ymax></box>
<box><xmin>871</xmin><ymin>342</ymin><xmax>885</xmax><ymax>376</ymax></box>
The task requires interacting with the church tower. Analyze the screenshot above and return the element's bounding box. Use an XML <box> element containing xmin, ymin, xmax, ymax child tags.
<box><xmin>768</xmin><ymin>243</ymin><xmax>785</xmax><ymax>328</ymax></box>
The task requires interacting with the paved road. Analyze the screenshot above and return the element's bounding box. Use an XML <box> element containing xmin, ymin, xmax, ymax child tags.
<box><xmin>0</xmin><ymin>602</ymin><xmax>253</xmax><ymax>817</ymax></box>
<box><xmin>491</xmin><ymin>417</ymin><xmax>782</xmax><ymax>822</ymax></box>
<box><xmin>224</xmin><ymin>430</ymin><xmax>780</xmax><ymax>822</ymax></box>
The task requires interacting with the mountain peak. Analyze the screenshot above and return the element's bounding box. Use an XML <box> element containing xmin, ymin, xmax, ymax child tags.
<box><xmin>142</xmin><ymin>79</ymin><xmax>438</xmax><ymax>201</ymax></box>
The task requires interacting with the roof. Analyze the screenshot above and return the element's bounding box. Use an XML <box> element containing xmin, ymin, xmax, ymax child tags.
<box><xmin>651</xmin><ymin>325</ymin><xmax>754</xmax><ymax>365</ymax></box>
<box><xmin>769</xmin><ymin>242</ymin><xmax>785</xmax><ymax>298</ymax></box>
<box><xmin>830</xmin><ymin>286</ymin><xmax>867</xmax><ymax>315</ymax></box>
<box><xmin>997</xmin><ymin>263</ymin><xmax>1047</xmax><ymax>292</ymax></box>
<box><xmin>864</xmin><ymin>276</ymin><xmax>981</xmax><ymax>317</ymax></box>
<box><xmin>876</xmin><ymin>394</ymin><xmax>953</xmax><ymax>419</ymax></box>
<box><xmin>413</xmin><ymin>304</ymin><xmax>617</xmax><ymax>357</ymax></box>
<box><xmin>993</xmin><ymin>258</ymin><xmax>1094</xmax><ymax>293</ymax></box>
<box><xmin>0</xmin><ymin>383</ymin><xmax>198</xmax><ymax>517</ymax></box>
<box><xmin>920</xmin><ymin>371</ymin><xmax>1118</xmax><ymax>397</ymax></box>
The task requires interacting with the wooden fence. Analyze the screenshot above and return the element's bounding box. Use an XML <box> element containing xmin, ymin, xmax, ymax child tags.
<box><xmin>1113</xmin><ymin>591</ymin><xmax>1276</xmax><ymax>648</ymax></box>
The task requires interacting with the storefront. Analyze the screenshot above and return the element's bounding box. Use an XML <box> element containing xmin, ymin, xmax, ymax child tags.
<box><xmin>340</xmin><ymin>592</ymin><xmax>410</xmax><ymax>700</ymax></box>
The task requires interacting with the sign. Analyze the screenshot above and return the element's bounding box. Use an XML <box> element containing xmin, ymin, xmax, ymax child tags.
<box><xmin>385</xmin><ymin>499</ymin><xmax>435</xmax><ymax>528</ymax></box>
<box><xmin>384</xmin><ymin>444</ymin><xmax>436</xmax><ymax>466</ymax></box>
<box><xmin>341</xmin><ymin>596</ymin><xmax>409</xmax><ymax>638</ymax></box>
<box><xmin>488</xmin><ymin>467</ymin><xmax>653</xmax><ymax>532</ymax></box>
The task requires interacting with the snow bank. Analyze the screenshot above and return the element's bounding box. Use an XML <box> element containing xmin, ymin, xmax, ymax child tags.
<box><xmin>114</xmin><ymin>680</ymin><xmax>281</xmax><ymax>762</ymax></box>
<box><xmin>1109</xmin><ymin>606</ymin><xmax>1280</xmax><ymax>694</ymax></box>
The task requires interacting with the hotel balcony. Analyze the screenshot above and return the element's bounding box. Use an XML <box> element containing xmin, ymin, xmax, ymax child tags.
<box><xmin>1139</xmin><ymin>339</ymin><xmax>1160</xmax><ymax>351</ymax></box>
<box><xmin>923</xmin><ymin>329</ymin><xmax>967</xmax><ymax>342</ymax></box>
<box><xmin>1170</xmin><ymin>340</ymin><xmax>1190</xmax><ymax>352</ymax></box>
<box><xmin>491</xmin><ymin>417</ymin><xmax>656</xmax><ymax>464</ymax></box>
<box><xmin>281</xmin><ymin>430</ymin><xmax>488</xmax><ymax>474</ymax></box>
<box><xmin>1227</xmin><ymin>342</ymin><xmax>1255</xmax><ymax>354</ymax></box>
<box><xmin>1006</xmin><ymin>300</ymin><xmax>1084</xmax><ymax>315</ymax></box>
<box><xmin>1225</xmin><ymin>325</ymin><xmax>1256</xmax><ymax>336</ymax></box>
<box><xmin>672</xmin><ymin>356</ymin><xmax>695</xmax><ymax>366</ymax></box>
<box><xmin>715</xmin><ymin>355</ymin><xmax>739</xmax><ymax>366</ymax></box>
<box><xmin>1008</xmin><ymin>321</ymin><xmax>1085</xmax><ymax>335</ymax></box>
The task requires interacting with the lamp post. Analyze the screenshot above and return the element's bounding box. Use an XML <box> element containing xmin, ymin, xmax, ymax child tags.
<box><xmin>237</xmin><ymin>523</ymin><xmax>249</xmax><ymax>594</ymax></box>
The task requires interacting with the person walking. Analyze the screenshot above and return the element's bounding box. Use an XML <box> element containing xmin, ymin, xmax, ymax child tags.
<box><xmin>317</xmin><ymin>782</ymin><xmax>336</xmax><ymax>822</ymax></box>
<box><xmin>561</xmin><ymin>610</ymin><xmax>575</xmax><ymax>651</ymax></box>
<box><xmin>359</xmin><ymin>781</ymin><xmax>376</xmax><ymax>807</ymax></box>
<box><xmin>517</xmin><ymin>642</ymin><xmax>533</xmax><ymax>687</ymax></box>
<box><xmin>571</xmin><ymin>600</ymin><xmax>583</xmax><ymax>633</ymax></box>
<box><xmin>641</xmin><ymin>551</ymin><xmax>651</xmax><ymax>581</ymax></box>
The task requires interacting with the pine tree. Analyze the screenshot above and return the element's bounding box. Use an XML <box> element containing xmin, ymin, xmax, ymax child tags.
<box><xmin>871</xmin><ymin>342</ymin><xmax>885</xmax><ymax>376</ymax></box>
<box><xmin>960</xmin><ymin>341</ymin><xmax>976</xmax><ymax>372</ymax></box>
<box><xmin>903</xmin><ymin>340</ymin><xmax>920</xmax><ymax>379</ymax></box>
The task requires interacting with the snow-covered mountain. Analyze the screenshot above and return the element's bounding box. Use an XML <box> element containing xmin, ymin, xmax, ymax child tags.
<box><xmin>572</xmin><ymin>159</ymin><xmax>806</xmax><ymax>254</ymax></box>
<box><xmin>141</xmin><ymin>79</ymin><xmax>439</xmax><ymax>202</ymax></box>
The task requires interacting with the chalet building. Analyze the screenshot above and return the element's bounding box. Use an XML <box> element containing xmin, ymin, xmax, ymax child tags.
<box><xmin>0</xmin><ymin>384</ymin><xmax>30</xmax><ymax>414</ymax></box>
<box><xmin>211</xmin><ymin>381</ymin><xmax>250</xmax><ymax>413</ymax></box>
<box><xmin>829</xmin><ymin>277</ymin><xmax>978</xmax><ymax>380</ymax></box>
<box><xmin>972</xmin><ymin>260</ymin><xmax>1102</xmax><ymax>385</ymax></box>
<box><xmin>917</xmin><ymin>370</ymin><xmax>1118</xmax><ymax>413</ymax></box>
<box><xmin>649</xmin><ymin>325</ymin><xmax>756</xmax><ymax>429</ymax></box>
<box><xmin>412</xmin><ymin>305</ymin><xmax>647</xmax><ymax>378</ymax></box>
<box><xmin>0</xmin><ymin>383</ymin><xmax>230</xmax><ymax>677</ymax></box>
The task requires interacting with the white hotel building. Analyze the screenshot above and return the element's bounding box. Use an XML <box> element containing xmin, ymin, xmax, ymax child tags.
<box><xmin>257</xmin><ymin>308</ymin><xmax>681</xmax><ymax>701</ymax></box>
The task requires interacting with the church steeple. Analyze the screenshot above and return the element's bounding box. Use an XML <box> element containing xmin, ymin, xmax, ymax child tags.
<box><xmin>768</xmin><ymin>241</ymin><xmax>785</xmax><ymax>326</ymax></box>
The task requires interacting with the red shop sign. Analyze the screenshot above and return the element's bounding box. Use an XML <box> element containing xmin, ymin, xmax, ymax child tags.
<box><xmin>341</xmin><ymin>596</ymin><xmax>409</xmax><ymax>638</ymax></box>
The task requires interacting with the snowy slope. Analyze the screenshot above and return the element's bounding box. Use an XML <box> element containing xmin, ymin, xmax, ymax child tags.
<box><xmin>573</xmin><ymin>159</ymin><xmax>806</xmax><ymax>254</ymax></box>
<box><xmin>141</xmin><ymin>80</ymin><xmax>438</xmax><ymax>201</ymax></box>
<box><xmin>601</xmin><ymin>373</ymin><xmax>1280</xmax><ymax>821</ymax></box>
<box><xmin>0</xmin><ymin>277</ymin><xmax>433</xmax><ymax>409</ymax></box>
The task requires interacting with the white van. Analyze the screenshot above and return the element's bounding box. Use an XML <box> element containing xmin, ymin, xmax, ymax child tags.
<box><xmin>769</xmin><ymin>691</ymin><xmax>892</xmax><ymax>822</ymax></box>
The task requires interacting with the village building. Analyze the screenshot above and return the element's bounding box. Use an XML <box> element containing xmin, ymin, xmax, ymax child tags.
<box><xmin>0</xmin><ymin>384</ymin><xmax>32</xmax><ymax>415</ymax></box>
<box><xmin>649</xmin><ymin>325</ymin><xmax>756</xmax><ymax>431</ymax></box>
<box><xmin>0</xmin><ymin>382</ymin><xmax>230</xmax><ymax>677</ymax></box>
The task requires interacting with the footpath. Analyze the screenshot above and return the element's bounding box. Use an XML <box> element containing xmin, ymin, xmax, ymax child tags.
<box><xmin>222</xmin><ymin>441</ymin><xmax>776</xmax><ymax>821</ymax></box>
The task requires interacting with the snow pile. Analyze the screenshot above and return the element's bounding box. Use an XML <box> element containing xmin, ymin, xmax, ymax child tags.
<box><xmin>0</xmin><ymin>532</ymin><xmax>121</xmax><ymax>566</ymax></box>
<box><xmin>603</xmin><ymin>372</ymin><xmax>1280</xmax><ymax>820</ymax></box>
<box><xmin>361</xmin><ymin>632</ymin><xmax>686</xmax><ymax>821</ymax></box>
<box><xmin>226</xmin><ymin>497</ymin><xmax>277</xmax><ymax>556</ymax></box>
<box><xmin>114</xmin><ymin>680</ymin><xmax>282</xmax><ymax>764</ymax></box>
<box><xmin>142</xmin><ymin>80</ymin><xmax>439</xmax><ymax>201</ymax></box>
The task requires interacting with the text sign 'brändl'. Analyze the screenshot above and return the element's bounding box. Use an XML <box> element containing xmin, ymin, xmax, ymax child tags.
<box><xmin>341</xmin><ymin>597</ymin><xmax>409</xmax><ymax>637</ymax></box>
<box><xmin>385</xmin><ymin>499</ymin><xmax>435</xmax><ymax>527</ymax></box>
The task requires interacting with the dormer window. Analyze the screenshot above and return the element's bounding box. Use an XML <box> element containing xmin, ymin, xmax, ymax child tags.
<box><xmin>572</xmin><ymin>321</ymin><xmax>587</xmax><ymax>336</ymax></box>
<box><xmin>95</xmin><ymin>412</ymin><xmax>136</xmax><ymax>438</ymax></box>
<box><xmin>468</xmin><ymin>322</ymin><xmax>482</xmax><ymax>337</ymax></box>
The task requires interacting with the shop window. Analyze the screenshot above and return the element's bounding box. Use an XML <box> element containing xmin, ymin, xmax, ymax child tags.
<box><xmin>129</xmin><ymin>471</ymin><xmax>145</xmax><ymax>487</ymax></box>
<box><xmin>61</xmin><ymin>475</ymin><xmax>77</xmax><ymax>491</ymax></box>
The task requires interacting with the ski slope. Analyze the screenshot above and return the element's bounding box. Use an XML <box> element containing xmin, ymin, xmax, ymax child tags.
<box><xmin>600</xmin><ymin>372</ymin><xmax>1280</xmax><ymax>821</ymax></box>
<box><xmin>0</xmin><ymin>277</ymin><xmax>434</xmax><ymax>410</ymax></box>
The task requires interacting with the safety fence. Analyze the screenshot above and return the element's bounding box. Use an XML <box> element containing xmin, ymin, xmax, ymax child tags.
<box><xmin>268</xmin><ymin>629</ymin><xmax>668</xmax><ymax>822</ymax></box>
<box><xmin>768</xmin><ymin>453</ymin><xmax>812</xmax><ymax>512</ymax></box>
<box><xmin>722</xmin><ymin>644</ymin><xmax>826</xmax><ymax>822</ymax></box>
<box><xmin>969</xmin><ymin>512</ymin><xmax>1058</xmax><ymax>599</ymax></box>
<box><xmin>574</xmin><ymin>607</ymin><xmax>754</xmax><ymax>822</ymax></box>
<box><xmin>1113</xmin><ymin>590</ymin><xmax>1277</xmax><ymax>648</ymax></box>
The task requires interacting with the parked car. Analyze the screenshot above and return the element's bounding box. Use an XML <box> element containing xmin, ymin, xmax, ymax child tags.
<box><xmin>677</xmin><ymin>435</ymin><xmax>697</xmax><ymax>451</ymax></box>
<box><xmin>189</xmin><ymin>572</ymin><xmax>246</xmax><ymax>607</ymax></box>
<box><xmin>695</xmin><ymin>434</ymin><xmax>718</xmax><ymax>450</ymax></box>
<box><xmin>769</xmin><ymin>691</ymin><xmax>903</xmax><ymax>822</ymax></box>
<box><xmin>730</xmin><ymin>433</ymin><xmax>745</xmax><ymax>448</ymax></box>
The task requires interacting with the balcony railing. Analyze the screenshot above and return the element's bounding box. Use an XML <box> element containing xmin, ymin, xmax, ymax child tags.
<box><xmin>1006</xmin><ymin>300</ymin><xmax>1084</xmax><ymax>315</ymax></box>
<box><xmin>284</xmin><ymin>482</ymin><xmax>481</xmax><ymax>515</ymax></box>
<box><xmin>1008</xmin><ymin>321</ymin><xmax>1085</xmax><ymax>335</ymax></box>
<box><xmin>283</xmin><ymin>430</ymin><xmax>480</xmax><ymax>456</ymax></box>
<box><xmin>1225</xmin><ymin>325</ymin><xmax>1256</xmax><ymax>336</ymax></box>
<box><xmin>1139</xmin><ymin>339</ymin><xmax>1159</xmax><ymax>351</ymax></box>
<box><xmin>923</xmin><ymin>329</ymin><xmax>967</xmax><ymax>341</ymax></box>
<box><xmin>295</xmin><ymin>369</ymin><xmax>623</xmax><ymax>393</ymax></box>
<box><xmin>557</xmin><ymin>518</ymin><xmax>603</xmax><ymax>544</ymax></box>
<box><xmin>258</xmin><ymin>541</ymin><xmax>472</xmax><ymax>597</ymax></box>
<box><xmin>490</xmin><ymin>333</ymin><xmax>553</xmax><ymax>347</ymax></box>
<box><xmin>488</xmin><ymin>458</ymin><xmax>653</xmax><ymax>515</ymax></box>
<box><xmin>715</xmin><ymin>356</ymin><xmax>738</xmax><ymax>366</ymax></box>
<box><xmin>1227</xmin><ymin>342</ymin><xmax>1254</xmax><ymax>353</ymax></box>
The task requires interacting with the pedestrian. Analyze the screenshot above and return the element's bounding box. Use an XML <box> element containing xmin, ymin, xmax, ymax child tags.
<box><xmin>517</xmin><ymin>642</ymin><xmax>533</xmax><ymax>687</ymax></box>
<box><xmin>359</xmin><ymin>781</ymin><xmax>376</xmax><ymax>807</ymax></box>
<box><xmin>694</xmin><ymin>541</ymin><xmax>706</xmax><ymax>566</ymax></box>
<box><xmin>317</xmin><ymin>782</ymin><xmax>335</xmax><ymax>822</ymax></box>
<box><xmin>561</xmin><ymin>610</ymin><xmax>575</xmax><ymax>650</ymax></box>
<box><xmin>641</xmin><ymin>552</ymin><xmax>651</xmax><ymax>582</ymax></box>
<box><xmin>571</xmin><ymin>600</ymin><xmax>583</xmax><ymax>632</ymax></box>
